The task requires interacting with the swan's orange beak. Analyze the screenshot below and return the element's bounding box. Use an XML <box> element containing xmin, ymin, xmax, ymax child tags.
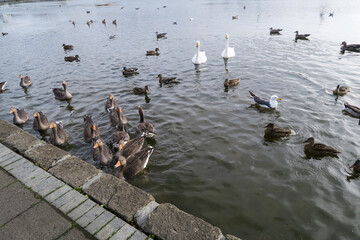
<box><xmin>93</xmin><ymin>142</ymin><xmax>99</xmax><ymax>149</ymax></box>
<box><xmin>115</xmin><ymin>160</ymin><xmax>121</xmax><ymax>168</ymax></box>
<box><xmin>49</xmin><ymin>124</ymin><xmax>54</xmax><ymax>128</ymax></box>
<box><xmin>278</xmin><ymin>98</ymin><xmax>282</xmax><ymax>100</ymax></box>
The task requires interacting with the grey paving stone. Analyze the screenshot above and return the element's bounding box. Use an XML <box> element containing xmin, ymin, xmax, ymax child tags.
<box><xmin>68</xmin><ymin>199</ymin><xmax>96</xmax><ymax>220</ymax></box>
<box><xmin>24</xmin><ymin>144</ymin><xmax>70</xmax><ymax>169</ymax></box>
<box><xmin>0</xmin><ymin>153</ymin><xmax>23</xmax><ymax>167</ymax></box>
<box><xmin>76</xmin><ymin>205</ymin><xmax>105</xmax><ymax>228</ymax></box>
<box><xmin>130</xmin><ymin>230</ymin><xmax>149</xmax><ymax>240</ymax></box>
<box><xmin>0</xmin><ymin>181</ymin><xmax>40</xmax><ymax>226</ymax></box>
<box><xmin>3</xmin><ymin>157</ymin><xmax>27</xmax><ymax>171</ymax></box>
<box><xmin>31</xmin><ymin>175</ymin><xmax>62</xmax><ymax>193</ymax></box>
<box><xmin>0</xmin><ymin>151</ymin><xmax>18</xmax><ymax>163</ymax></box>
<box><xmin>0</xmin><ymin>201</ymin><xmax>72</xmax><ymax>240</ymax></box>
<box><xmin>85</xmin><ymin>210</ymin><xmax>115</xmax><ymax>235</ymax></box>
<box><xmin>58</xmin><ymin>227</ymin><xmax>94</xmax><ymax>240</ymax></box>
<box><xmin>109</xmin><ymin>224</ymin><xmax>137</xmax><ymax>240</ymax></box>
<box><xmin>84</xmin><ymin>174</ymin><xmax>154</xmax><ymax>222</ymax></box>
<box><xmin>0</xmin><ymin>169</ymin><xmax>16</xmax><ymax>189</ymax></box>
<box><xmin>52</xmin><ymin>190</ymin><xmax>82</xmax><ymax>208</ymax></box>
<box><xmin>2</xmin><ymin>131</ymin><xmax>44</xmax><ymax>154</ymax></box>
<box><xmin>37</xmin><ymin>180</ymin><xmax>65</xmax><ymax>197</ymax></box>
<box><xmin>8</xmin><ymin>160</ymin><xmax>38</xmax><ymax>180</ymax></box>
<box><xmin>45</xmin><ymin>184</ymin><xmax>72</xmax><ymax>203</ymax></box>
<box><xmin>0</xmin><ymin>147</ymin><xmax>11</xmax><ymax>158</ymax></box>
<box><xmin>18</xmin><ymin>168</ymin><xmax>43</xmax><ymax>183</ymax></box>
<box><xmin>142</xmin><ymin>203</ymin><xmax>223</xmax><ymax>240</ymax></box>
<box><xmin>95</xmin><ymin>217</ymin><xmax>126</xmax><ymax>240</ymax></box>
<box><xmin>59</xmin><ymin>193</ymin><xmax>87</xmax><ymax>214</ymax></box>
<box><xmin>49</xmin><ymin>156</ymin><xmax>101</xmax><ymax>188</ymax></box>
<box><xmin>24</xmin><ymin>171</ymin><xmax>51</xmax><ymax>188</ymax></box>
<box><xmin>0</xmin><ymin>120</ymin><xmax>22</xmax><ymax>142</ymax></box>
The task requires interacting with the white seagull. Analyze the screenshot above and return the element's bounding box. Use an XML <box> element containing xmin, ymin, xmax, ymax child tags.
<box><xmin>249</xmin><ymin>91</ymin><xmax>282</xmax><ymax>109</ymax></box>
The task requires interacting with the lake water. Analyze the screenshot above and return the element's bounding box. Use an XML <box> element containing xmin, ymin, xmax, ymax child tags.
<box><xmin>1</xmin><ymin>0</ymin><xmax>360</xmax><ymax>239</ymax></box>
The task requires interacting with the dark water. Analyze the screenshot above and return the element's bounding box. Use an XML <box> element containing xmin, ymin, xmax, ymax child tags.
<box><xmin>1</xmin><ymin>0</ymin><xmax>360</xmax><ymax>239</ymax></box>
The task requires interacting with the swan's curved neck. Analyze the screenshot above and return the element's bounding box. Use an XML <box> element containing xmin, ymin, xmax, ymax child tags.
<box><xmin>226</xmin><ymin>38</ymin><xmax>229</xmax><ymax>48</ymax></box>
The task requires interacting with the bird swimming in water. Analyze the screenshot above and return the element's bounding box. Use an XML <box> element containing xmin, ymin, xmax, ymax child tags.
<box><xmin>249</xmin><ymin>91</ymin><xmax>282</xmax><ymax>109</ymax></box>
<box><xmin>133</xmin><ymin>86</ymin><xmax>149</xmax><ymax>95</ymax></box>
<box><xmin>19</xmin><ymin>74</ymin><xmax>32</xmax><ymax>88</ymax></box>
<box><xmin>221</xmin><ymin>34</ymin><xmax>235</xmax><ymax>59</ymax></box>
<box><xmin>62</xmin><ymin>44</ymin><xmax>73</xmax><ymax>50</ymax></box>
<box><xmin>333</xmin><ymin>85</ymin><xmax>350</xmax><ymax>96</ymax></box>
<box><xmin>264</xmin><ymin>123</ymin><xmax>294</xmax><ymax>138</ymax></box>
<box><xmin>269</xmin><ymin>27</ymin><xmax>282</xmax><ymax>35</ymax></box>
<box><xmin>223</xmin><ymin>78</ymin><xmax>240</xmax><ymax>88</ymax></box>
<box><xmin>340</xmin><ymin>41</ymin><xmax>360</xmax><ymax>53</ymax></box>
<box><xmin>64</xmin><ymin>55</ymin><xmax>80</xmax><ymax>62</ymax></box>
<box><xmin>294</xmin><ymin>31</ymin><xmax>310</xmax><ymax>40</ymax></box>
<box><xmin>146</xmin><ymin>48</ymin><xmax>160</xmax><ymax>56</ymax></box>
<box><xmin>304</xmin><ymin>137</ymin><xmax>340</xmax><ymax>157</ymax></box>
<box><xmin>9</xmin><ymin>107</ymin><xmax>28</xmax><ymax>125</ymax></box>
<box><xmin>192</xmin><ymin>41</ymin><xmax>207</xmax><ymax>65</ymax></box>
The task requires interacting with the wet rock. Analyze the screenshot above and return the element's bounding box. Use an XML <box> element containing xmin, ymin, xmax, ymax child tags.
<box><xmin>0</xmin><ymin>120</ymin><xmax>22</xmax><ymax>142</ymax></box>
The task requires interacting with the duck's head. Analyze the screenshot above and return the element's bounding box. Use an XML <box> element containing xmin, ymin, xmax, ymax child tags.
<box><xmin>156</xmin><ymin>74</ymin><xmax>162</xmax><ymax>78</ymax></box>
<box><xmin>304</xmin><ymin>137</ymin><xmax>315</xmax><ymax>144</ymax></box>
<box><xmin>294</xmin><ymin>31</ymin><xmax>298</xmax><ymax>34</ymax></box>
<box><xmin>350</xmin><ymin>160</ymin><xmax>360</xmax><ymax>169</ymax></box>
<box><xmin>340</xmin><ymin>41</ymin><xmax>347</xmax><ymax>46</ymax></box>
<box><xmin>93</xmin><ymin>138</ymin><xmax>104</xmax><ymax>149</ymax></box>
<box><xmin>62</xmin><ymin>44</ymin><xmax>65</xmax><ymax>47</ymax></box>
<box><xmin>270</xmin><ymin>95</ymin><xmax>282</xmax><ymax>101</ymax></box>
<box><xmin>265</xmin><ymin>123</ymin><xmax>274</xmax><ymax>129</ymax></box>
<box><xmin>145</xmin><ymin>86</ymin><xmax>149</xmax><ymax>91</ymax></box>
<box><xmin>49</xmin><ymin>122</ymin><xmax>57</xmax><ymax>129</ymax></box>
<box><xmin>269</xmin><ymin>27</ymin><xmax>273</xmax><ymax>30</ymax></box>
<box><xmin>92</xmin><ymin>124</ymin><xmax>97</xmax><ymax>131</ymax></box>
<box><xmin>225</xmin><ymin>34</ymin><xmax>229</xmax><ymax>39</ymax></box>
<box><xmin>108</xmin><ymin>94</ymin><xmax>113</xmax><ymax>100</ymax></box>
<box><xmin>9</xmin><ymin>107</ymin><xmax>16</xmax><ymax>114</ymax></box>
<box><xmin>62</xmin><ymin>81</ymin><xmax>67</xmax><ymax>86</ymax></box>
<box><xmin>155</xmin><ymin>48</ymin><xmax>160</xmax><ymax>51</ymax></box>
<box><xmin>75</xmin><ymin>55</ymin><xmax>80</xmax><ymax>59</ymax></box>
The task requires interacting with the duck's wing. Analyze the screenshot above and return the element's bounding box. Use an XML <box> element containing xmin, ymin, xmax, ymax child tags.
<box><xmin>120</xmin><ymin>137</ymin><xmax>144</xmax><ymax>158</ymax></box>
<box><xmin>313</xmin><ymin>143</ymin><xmax>340</xmax><ymax>153</ymax></box>
<box><xmin>273</xmin><ymin>128</ymin><xmax>291</xmax><ymax>135</ymax></box>
<box><xmin>124</xmin><ymin>147</ymin><xmax>154</xmax><ymax>179</ymax></box>
<box><xmin>52</xmin><ymin>87</ymin><xmax>64</xmax><ymax>96</ymax></box>
<box><xmin>17</xmin><ymin>109</ymin><xmax>28</xmax><ymax>121</ymax></box>
<box><xmin>347</xmin><ymin>44</ymin><xmax>360</xmax><ymax>52</ymax></box>
<box><xmin>39</xmin><ymin>112</ymin><xmax>50</xmax><ymax>125</ymax></box>
<box><xmin>0</xmin><ymin>81</ymin><xmax>7</xmax><ymax>90</ymax></box>
<box><xmin>344</xmin><ymin>103</ymin><xmax>360</xmax><ymax>114</ymax></box>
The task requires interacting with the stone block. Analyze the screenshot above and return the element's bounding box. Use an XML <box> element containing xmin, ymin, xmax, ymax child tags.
<box><xmin>0</xmin><ymin>120</ymin><xmax>22</xmax><ymax>142</ymax></box>
<box><xmin>52</xmin><ymin>190</ymin><xmax>81</xmax><ymax>208</ymax></box>
<box><xmin>67</xmin><ymin>199</ymin><xmax>96</xmax><ymax>220</ymax></box>
<box><xmin>3</xmin><ymin>157</ymin><xmax>27</xmax><ymax>171</ymax></box>
<box><xmin>84</xmin><ymin>174</ymin><xmax>154</xmax><ymax>222</ymax></box>
<box><xmin>58</xmin><ymin>227</ymin><xmax>92</xmax><ymax>240</ymax></box>
<box><xmin>85</xmin><ymin>210</ymin><xmax>115</xmax><ymax>235</ymax></box>
<box><xmin>48</xmin><ymin>156</ymin><xmax>100</xmax><ymax>188</ymax></box>
<box><xmin>24</xmin><ymin>144</ymin><xmax>70</xmax><ymax>169</ymax></box>
<box><xmin>135</xmin><ymin>201</ymin><xmax>159</xmax><ymax>227</ymax></box>
<box><xmin>0</xmin><ymin>144</ymin><xmax>12</xmax><ymax>158</ymax></box>
<box><xmin>76</xmin><ymin>204</ymin><xmax>105</xmax><ymax>228</ymax></box>
<box><xmin>0</xmin><ymin>152</ymin><xmax>23</xmax><ymax>167</ymax></box>
<box><xmin>24</xmin><ymin>171</ymin><xmax>51</xmax><ymax>188</ymax></box>
<box><xmin>8</xmin><ymin>160</ymin><xmax>38</xmax><ymax>180</ymax></box>
<box><xmin>31</xmin><ymin>176</ymin><xmax>62</xmax><ymax>193</ymax></box>
<box><xmin>130</xmin><ymin>230</ymin><xmax>149</xmax><ymax>240</ymax></box>
<box><xmin>59</xmin><ymin>193</ymin><xmax>87</xmax><ymax>214</ymax></box>
<box><xmin>2</xmin><ymin>131</ymin><xmax>44</xmax><ymax>154</ymax></box>
<box><xmin>226</xmin><ymin>234</ymin><xmax>243</xmax><ymax>240</ymax></box>
<box><xmin>45</xmin><ymin>185</ymin><xmax>72</xmax><ymax>203</ymax></box>
<box><xmin>0</xmin><ymin>169</ymin><xmax>16</xmax><ymax>190</ymax></box>
<box><xmin>142</xmin><ymin>203</ymin><xmax>223</xmax><ymax>240</ymax></box>
<box><xmin>95</xmin><ymin>217</ymin><xmax>126</xmax><ymax>240</ymax></box>
<box><xmin>109</xmin><ymin>224</ymin><xmax>137</xmax><ymax>240</ymax></box>
<box><xmin>37</xmin><ymin>180</ymin><xmax>65</xmax><ymax>197</ymax></box>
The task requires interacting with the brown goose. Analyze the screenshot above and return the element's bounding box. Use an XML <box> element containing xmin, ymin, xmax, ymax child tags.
<box><xmin>92</xmin><ymin>138</ymin><xmax>113</xmax><ymax>165</ymax></box>
<box><xmin>119</xmin><ymin>133</ymin><xmax>147</xmax><ymax>159</ymax></box>
<box><xmin>2</xmin><ymin>32</ymin><xmax>8</xmax><ymax>36</ymax></box>
<box><xmin>264</xmin><ymin>123</ymin><xmax>292</xmax><ymax>138</ymax></box>
<box><xmin>137</xmin><ymin>106</ymin><xmax>155</xmax><ymax>136</ymax></box>
<box><xmin>64</xmin><ymin>55</ymin><xmax>80</xmax><ymax>62</ymax></box>
<box><xmin>62</xmin><ymin>44</ymin><xmax>73</xmax><ymax>50</ymax></box>
<box><xmin>114</xmin><ymin>146</ymin><xmax>154</xmax><ymax>180</ymax></box>
<box><xmin>83</xmin><ymin>115</ymin><xmax>100</xmax><ymax>143</ymax></box>
<box><xmin>344</xmin><ymin>103</ymin><xmax>360</xmax><ymax>118</ymax></box>
<box><xmin>224</xmin><ymin>78</ymin><xmax>240</xmax><ymax>87</ymax></box>
<box><xmin>109</xmin><ymin>106</ymin><xmax>128</xmax><ymax>129</ymax></box>
<box><xmin>333</xmin><ymin>85</ymin><xmax>350</xmax><ymax>96</ymax></box>
<box><xmin>19</xmin><ymin>74</ymin><xmax>32</xmax><ymax>88</ymax></box>
<box><xmin>33</xmin><ymin>112</ymin><xmax>50</xmax><ymax>131</ymax></box>
<box><xmin>52</xmin><ymin>81</ymin><xmax>72</xmax><ymax>100</ymax></box>
<box><xmin>0</xmin><ymin>81</ymin><xmax>7</xmax><ymax>91</ymax></box>
<box><xmin>304</xmin><ymin>137</ymin><xmax>340</xmax><ymax>157</ymax></box>
<box><xmin>146</xmin><ymin>48</ymin><xmax>160</xmax><ymax>56</ymax></box>
<box><xmin>111</xmin><ymin>125</ymin><xmax>130</xmax><ymax>147</ymax></box>
<box><xmin>105</xmin><ymin>94</ymin><xmax>119</xmax><ymax>111</ymax></box>
<box><xmin>133</xmin><ymin>86</ymin><xmax>149</xmax><ymax>95</ymax></box>
<box><xmin>9</xmin><ymin>107</ymin><xmax>28</xmax><ymax>125</ymax></box>
<box><xmin>49</xmin><ymin>121</ymin><xmax>67</xmax><ymax>146</ymax></box>
<box><xmin>157</xmin><ymin>74</ymin><xmax>178</xmax><ymax>84</ymax></box>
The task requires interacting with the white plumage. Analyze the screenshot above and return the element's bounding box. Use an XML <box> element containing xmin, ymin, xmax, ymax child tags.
<box><xmin>192</xmin><ymin>41</ymin><xmax>207</xmax><ymax>65</ymax></box>
<box><xmin>221</xmin><ymin>34</ymin><xmax>235</xmax><ymax>59</ymax></box>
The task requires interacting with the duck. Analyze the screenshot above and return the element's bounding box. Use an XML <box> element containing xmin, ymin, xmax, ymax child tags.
<box><xmin>72</xmin><ymin>21</ymin><xmax>75</xmax><ymax>27</ymax></box>
<box><xmin>105</xmin><ymin>94</ymin><xmax>119</xmax><ymax>111</ymax></box>
<box><xmin>224</xmin><ymin>78</ymin><xmax>240</xmax><ymax>87</ymax></box>
<box><xmin>62</xmin><ymin>44</ymin><xmax>73</xmax><ymax>50</ymax></box>
<box><xmin>19</xmin><ymin>74</ymin><xmax>32</xmax><ymax>88</ymax></box>
<box><xmin>102</xmin><ymin>19</ymin><xmax>106</xmax><ymax>25</ymax></box>
<box><xmin>2</xmin><ymin>32</ymin><xmax>8</xmax><ymax>36</ymax></box>
<box><xmin>146</xmin><ymin>48</ymin><xmax>160</xmax><ymax>56</ymax></box>
<box><xmin>49</xmin><ymin>121</ymin><xmax>67</xmax><ymax>146</ymax></box>
<box><xmin>192</xmin><ymin>41</ymin><xmax>207</xmax><ymax>65</ymax></box>
<box><xmin>64</xmin><ymin>55</ymin><xmax>80</xmax><ymax>62</ymax></box>
<box><xmin>33</xmin><ymin>112</ymin><xmax>50</xmax><ymax>131</ymax></box>
<box><xmin>92</xmin><ymin>138</ymin><xmax>113</xmax><ymax>165</ymax></box>
<box><xmin>114</xmin><ymin>146</ymin><xmax>154</xmax><ymax>180</ymax></box>
<box><xmin>123</xmin><ymin>67</ymin><xmax>139</xmax><ymax>76</ymax></box>
<box><xmin>137</xmin><ymin>106</ymin><xmax>155</xmax><ymax>137</ymax></box>
<box><xmin>232</xmin><ymin>15</ymin><xmax>238</xmax><ymax>20</ymax></box>
<box><xmin>340</xmin><ymin>41</ymin><xmax>360</xmax><ymax>53</ymax></box>
<box><xmin>112</xmin><ymin>19</ymin><xmax>117</xmax><ymax>25</ymax></box>
<box><xmin>83</xmin><ymin>115</ymin><xmax>100</xmax><ymax>143</ymax></box>
<box><xmin>333</xmin><ymin>85</ymin><xmax>350</xmax><ymax>96</ymax></box>
<box><xmin>350</xmin><ymin>160</ymin><xmax>360</xmax><ymax>173</ymax></box>
<box><xmin>156</xmin><ymin>32</ymin><xmax>167</xmax><ymax>39</ymax></box>
<box><xmin>108</xmin><ymin>34</ymin><xmax>116</xmax><ymax>40</ymax></box>
<box><xmin>0</xmin><ymin>81</ymin><xmax>7</xmax><ymax>91</ymax></box>
<box><xmin>269</xmin><ymin>27</ymin><xmax>282</xmax><ymax>35</ymax></box>
<box><xmin>249</xmin><ymin>91</ymin><xmax>282</xmax><ymax>109</ymax></box>
<box><xmin>111</xmin><ymin>124</ymin><xmax>130</xmax><ymax>147</ymax></box>
<box><xmin>109</xmin><ymin>106</ymin><xmax>128</xmax><ymax>129</ymax></box>
<box><xmin>157</xmin><ymin>74</ymin><xmax>178</xmax><ymax>84</ymax></box>
<box><xmin>9</xmin><ymin>107</ymin><xmax>28</xmax><ymax>125</ymax></box>
<box><xmin>52</xmin><ymin>81</ymin><xmax>72</xmax><ymax>100</ymax></box>
<box><xmin>304</xmin><ymin>137</ymin><xmax>340</xmax><ymax>157</ymax></box>
<box><xmin>118</xmin><ymin>133</ymin><xmax>147</xmax><ymax>159</ymax></box>
<box><xmin>329</xmin><ymin>12</ymin><xmax>334</xmax><ymax>17</ymax></box>
<box><xmin>86</xmin><ymin>10</ymin><xmax>90</xmax><ymax>14</ymax></box>
<box><xmin>221</xmin><ymin>34</ymin><xmax>235</xmax><ymax>59</ymax></box>
<box><xmin>294</xmin><ymin>31</ymin><xmax>310</xmax><ymax>40</ymax></box>
<box><xmin>86</xmin><ymin>21</ymin><xmax>91</xmax><ymax>27</ymax></box>
<box><xmin>264</xmin><ymin>123</ymin><xmax>292</xmax><ymax>138</ymax></box>
<box><xmin>344</xmin><ymin>103</ymin><xmax>360</xmax><ymax>118</ymax></box>
<box><xmin>133</xmin><ymin>86</ymin><xmax>149</xmax><ymax>95</ymax></box>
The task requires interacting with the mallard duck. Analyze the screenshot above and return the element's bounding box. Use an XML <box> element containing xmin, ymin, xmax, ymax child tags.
<box><xmin>264</xmin><ymin>123</ymin><xmax>292</xmax><ymax>138</ymax></box>
<box><xmin>62</xmin><ymin>44</ymin><xmax>73</xmax><ymax>50</ymax></box>
<box><xmin>249</xmin><ymin>91</ymin><xmax>282</xmax><ymax>109</ymax></box>
<box><xmin>111</xmin><ymin>125</ymin><xmax>130</xmax><ymax>147</ymax></box>
<box><xmin>350</xmin><ymin>160</ymin><xmax>360</xmax><ymax>173</ymax></box>
<box><xmin>133</xmin><ymin>86</ymin><xmax>149</xmax><ymax>95</ymax></box>
<box><xmin>92</xmin><ymin>138</ymin><xmax>113</xmax><ymax>165</ymax></box>
<box><xmin>83</xmin><ymin>115</ymin><xmax>100</xmax><ymax>143</ymax></box>
<box><xmin>192</xmin><ymin>41</ymin><xmax>207</xmax><ymax>65</ymax></box>
<box><xmin>112</xmin><ymin>19</ymin><xmax>117</xmax><ymax>25</ymax></box>
<box><xmin>294</xmin><ymin>31</ymin><xmax>310</xmax><ymax>40</ymax></box>
<box><xmin>157</xmin><ymin>74</ymin><xmax>178</xmax><ymax>84</ymax></box>
<box><xmin>344</xmin><ymin>103</ymin><xmax>360</xmax><ymax>118</ymax></box>
<box><xmin>146</xmin><ymin>48</ymin><xmax>160</xmax><ymax>56</ymax></box>
<box><xmin>340</xmin><ymin>41</ymin><xmax>360</xmax><ymax>53</ymax></box>
<box><xmin>304</xmin><ymin>137</ymin><xmax>340</xmax><ymax>157</ymax></box>
<box><xmin>19</xmin><ymin>74</ymin><xmax>32</xmax><ymax>88</ymax></box>
<box><xmin>2</xmin><ymin>32</ymin><xmax>8</xmax><ymax>36</ymax></box>
<box><xmin>269</xmin><ymin>27</ymin><xmax>282</xmax><ymax>35</ymax></box>
<box><xmin>114</xmin><ymin>146</ymin><xmax>154</xmax><ymax>180</ymax></box>
<box><xmin>64</xmin><ymin>55</ymin><xmax>80</xmax><ymax>62</ymax></box>
<box><xmin>109</xmin><ymin>106</ymin><xmax>127</xmax><ymax>129</ymax></box>
<box><xmin>221</xmin><ymin>34</ymin><xmax>235</xmax><ymax>59</ymax></box>
<box><xmin>137</xmin><ymin>106</ymin><xmax>155</xmax><ymax>137</ymax></box>
<box><xmin>33</xmin><ymin>112</ymin><xmax>50</xmax><ymax>131</ymax></box>
<box><xmin>9</xmin><ymin>107</ymin><xmax>28</xmax><ymax>125</ymax></box>
<box><xmin>49</xmin><ymin>121</ymin><xmax>67</xmax><ymax>146</ymax></box>
<box><xmin>105</xmin><ymin>94</ymin><xmax>119</xmax><ymax>111</ymax></box>
<box><xmin>52</xmin><ymin>81</ymin><xmax>72</xmax><ymax>100</ymax></box>
<box><xmin>0</xmin><ymin>81</ymin><xmax>7</xmax><ymax>91</ymax></box>
<box><xmin>156</xmin><ymin>32</ymin><xmax>167</xmax><ymax>39</ymax></box>
<box><xmin>333</xmin><ymin>85</ymin><xmax>350</xmax><ymax>96</ymax></box>
<box><xmin>123</xmin><ymin>67</ymin><xmax>139</xmax><ymax>76</ymax></box>
<box><xmin>224</xmin><ymin>78</ymin><xmax>240</xmax><ymax>87</ymax></box>
<box><xmin>232</xmin><ymin>15</ymin><xmax>238</xmax><ymax>20</ymax></box>
<box><xmin>102</xmin><ymin>19</ymin><xmax>106</xmax><ymax>25</ymax></box>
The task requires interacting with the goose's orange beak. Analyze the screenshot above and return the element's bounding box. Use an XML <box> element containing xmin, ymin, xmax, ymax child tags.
<box><xmin>118</xmin><ymin>108</ymin><xmax>122</xmax><ymax>113</ymax></box>
<box><xmin>33</xmin><ymin>113</ymin><xmax>37</xmax><ymax>117</ymax></box>
<box><xmin>49</xmin><ymin>124</ymin><xmax>54</xmax><ymax>128</ymax></box>
<box><xmin>118</xmin><ymin>144</ymin><xmax>123</xmax><ymax>150</ymax></box>
<box><xmin>115</xmin><ymin>160</ymin><xmax>121</xmax><ymax>167</ymax></box>
<box><xmin>9</xmin><ymin>109</ymin><xmax>13</xmax><ymax>114</ymax></box>
<box><xmin>109</xmin><ymin>95</ymin><xmax>113</xmax><ymax>100</ymax></box>
<box><xmin>93</xmin><ymin>142</ymin><xmax>99</xmax><ymax>149</ymax></box>
<box><xmin>92</xmin><ymin>125</ymin><xmax>96</xmax><ymax>130</ymax></box>
<box><xmin>62</xmin><ymin>81</ymin><xmax>66</xmax><ymax>85</ymax></box>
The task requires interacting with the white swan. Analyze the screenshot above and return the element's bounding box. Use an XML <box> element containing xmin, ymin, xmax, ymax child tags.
<box><xmin>221</xmin><ymin>34</ymin><xmax>235</xmax><ymax>59</ymax></box>
<box><xmin>192</xmin><ymin>41</ymin><xmax>207</xmax><ymax>65</ymax></box>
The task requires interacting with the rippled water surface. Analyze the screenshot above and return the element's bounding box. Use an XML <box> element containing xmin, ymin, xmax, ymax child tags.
<box><xmin>1</xmin><ymin>0</ymin><xmax>360</xmax><ymax>239</ymax></box>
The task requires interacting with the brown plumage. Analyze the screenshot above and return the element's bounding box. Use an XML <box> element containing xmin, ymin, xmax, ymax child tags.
<box><xmin>157</xmin><ymin>74</ymin><xmax>178</xmax><ymax>84</ymax></box>
<box><xmin>49</xmin><ymin>122</ymin><xmax>67</xmax><ymax>146</ymax></box>
<box><xmin>83</xmin><ymin>115</ymin><xmax>100</xmax><ymax>143</ymax></box>
<box><xmin>109</xmin><ymin>106</ymin><xmax>127</xmax><ymax>129</ymax></box>
<box><xmin>62</xmin><ymin>44</ymin><xmax>73</xmax><ymax>50</ymax></box>
<box><xmin>9</xmin><ymin>107</ymin><xmax>28</xmax><ymax>125</ymax></box>
<box><xmin>19</xmin><ymin>74</ymin><xmax>32</xmax><ymax>88</ymax></box>
<box><xmin>137</xmin><ymin>106</ymin><xmax>155</xmax><ymax>136</ymax></box>
<box><xmin>118</xmin><ymin>134</ymin><xmax>146</xmax><ymax>159</ymax></box>
<box><xmin>92</xmin><ymin>138</ymin><xmax>113</xmax><ymax>165</ymax></box>
<box><xmin>105</xmin><ymin>94</ymin><xmax>119</xmax><ymax>111</ymax></box>
<box><xmin>111</xmin><ymin>125</ymin><xmax>130</xmax><ymax>147</ymax></box>
<box><xmin>264</xmin><ymin>123</ymin><xmax>292</xmax><ymax>138</ymax></box>
<box><xmin>146</xmin><ymin>48</ymin><xmax>160</xmax><ymax>56</ymax></box>
<box><xmin>133</xmin><ymin>86</ymin><xmax>149</xmax><ymax>95</ymax></box>
<box><xmin>304</xmin><ymin>137</ymin><xmax>340</xmax><ymax>157</ymax></box>
<box><xmin>224</xmin><ymin>78</ymin><xmax>240</xmax><ymax>87</ymax></box>
<box><xmin>33</xmin><ymin>112</ymin><xmax>50</xmax><ymax>131</ymax></box>
<box><xmin>64</xmin><ymin>55</ymin><xmax>80</xmax><ymax>62</ymax></box>
<box><xmin>333</xmin><ymin>85</ymin><xmax>350</xmax><ymax>96</ymax></box>
<box><xmin>52</xmin><ymin>81</ymin><xmax>72</xmax><ymax>100</ymax></box>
